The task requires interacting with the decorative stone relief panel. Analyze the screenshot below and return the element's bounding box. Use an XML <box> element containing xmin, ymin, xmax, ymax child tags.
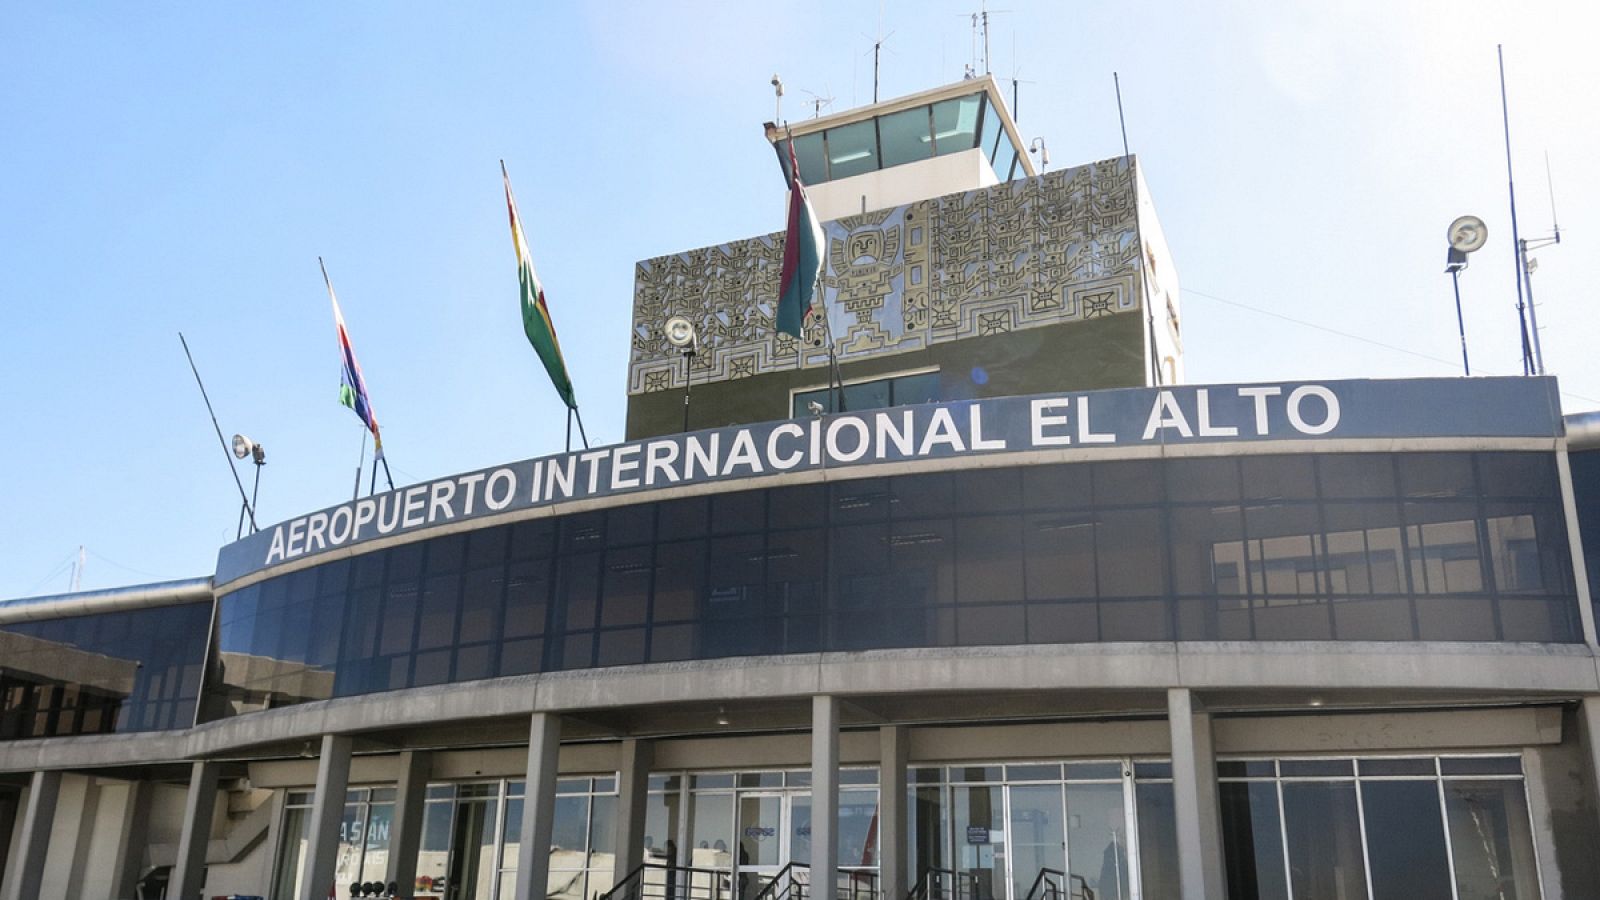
<box><xmin>629</xmin><ymin>156</ymin><xmax>1144</xmax><ymax>395</ymax></box>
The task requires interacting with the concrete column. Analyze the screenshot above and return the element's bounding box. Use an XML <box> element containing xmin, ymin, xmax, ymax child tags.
<box><xmin>1167</xmin><ymin>689</ymin><xmax>1225</xmax><ymax>900</ymax></box>
<box><xmin>1</xmin><ymin>770</ymin><xmax>60</xmax><ymax>900</ymax></box>
<box><xmin>512</xmin><ymin>713</ymin><xmax>563</xmax><ymax>900</ymax></box>
<box><xmin>877</xmin><ymin>726</ymin><xmax>908</xmax><ymax>900</ymax></box>
<box><xmin>170</xmin><ymin>762</ymin><xmax>221</xmax><ymax>900</ymax></box>
<box><xmin>110</xmin><ymin>779</ymin><xmax>155</xmax><ymax>900</ymax></box>
<box><xmin>62</xmin><ymin>776</ymin><xmax>102</xmax><ymax>900</ymax></box>
<box><xmin>613</xmin><ymin>739</ymin><xmax>654</xmax><ymax>885</ymax></box>
<box><xmin>812</xmin><ymin>696</ymin><xmax>840</xmax><ymax>900</ymax></box>
<box><xmin>386</xmin><ymin>750</ymin><xmax>433</xmax><ymax>895</ymax></box>
<box><xmin>300</xmin><ymin>735</ymin><xmax>354</xmax><ymax>900</ymax></box>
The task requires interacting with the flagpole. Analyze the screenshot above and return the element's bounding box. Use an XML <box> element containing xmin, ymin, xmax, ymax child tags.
<box><xmin>352</xmin><ymin>428</ymin><xmax>366</xmax><ymax>502</ymax></box>
<box><xmin>566</xmin><ymin>408</ymin><xmax>573</xmax><ymax>452</ymax></box>
<box><xmin>819</xmin><ymin>305</ymin><xmax>846</xmax><ymax>413</ymax></box>
<box><xmin>573</xmin><ymin>407</ymin><xmax>590</xmax><ymax>449</ymax></box>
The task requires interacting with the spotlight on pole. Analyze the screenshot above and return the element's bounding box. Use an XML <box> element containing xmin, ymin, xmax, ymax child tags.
<box><xmin>1444</xmin><ymin>215</ymin><xmax>1488</xmax><ymax>376</ymax></box>
<box><xmin>232</xmin><ymin>433</ymin><xmax>266</xmax><ymax>538</ymax></box>
<box><xmin>665</xmin><ymin>316</ymin><xmax>699</xmax><ymax>433</ymax></box>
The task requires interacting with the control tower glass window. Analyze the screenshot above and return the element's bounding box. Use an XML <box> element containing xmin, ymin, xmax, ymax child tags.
<box><xmin>931</xmin><ymin>95</ymin><xmax>982</xmax><ymax>156</ymax></box>
<box><xmin>826</xmin><ymin>120</ymin><xmax>878</xmax><ymax>179</ymax></box>
<box><xmin>879</xmin><ymin>106</ymin><xmax>936</xmax><ymax>168</ymax></box>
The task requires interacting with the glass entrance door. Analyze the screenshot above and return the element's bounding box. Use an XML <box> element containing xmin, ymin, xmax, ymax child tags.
<box><xmin>736</xmin><ymin>793</ymin><xmax>789</xmax><ymax>900</ymax></box>
<box><xmin>1006</xmin><ymin>784</ymin><xmax>1065</xmax><ymax>900</ymax></box>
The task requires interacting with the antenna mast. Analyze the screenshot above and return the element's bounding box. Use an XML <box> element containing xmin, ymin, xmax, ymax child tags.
<box><xmin>1497</xmin><ymin>45</ymin><xmax>1536</xmax><ymax>376</ymax></box>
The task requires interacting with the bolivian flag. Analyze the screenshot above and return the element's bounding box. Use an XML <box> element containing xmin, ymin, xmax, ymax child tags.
<box><xmin>502</xmin><ymin>162</ymin><xmax>577</xmax><ymax>410</ymax></box>
<box><xmin>776</xmin><ymin>132</ymin><xmax>824</xmax><ymax>339</ymax></box>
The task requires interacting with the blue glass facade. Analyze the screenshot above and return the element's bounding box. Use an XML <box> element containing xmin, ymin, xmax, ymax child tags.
<box><xmin>201</xmin><ymin>451</ymin><xmax>1579</xmax><ymax>721</ymax></box>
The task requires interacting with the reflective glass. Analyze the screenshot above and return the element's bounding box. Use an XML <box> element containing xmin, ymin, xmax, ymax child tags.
<box><xmin>1066</xmin><ymin>782</ymin><xmax>1130</xmax><ymax>900</ymax></box>
<box><xmin>1135</xmin><ymin>781</ymin><xmax>1180</xmax><ymax>900</ymax></box>
<box><xmin>1444</xmin><ymin>780</ymin><xmax>1540</xmax><ymax>899</ymax></box>
<box><xmin>790</xmin><ymin>133</ymin><xmax>827</xmax><ymax>185</ymax></box>
<box><xmin>931</xmin><ymin>95</ymin><xmax>983</xmax><ymax>155</ymax></box>
<box><xmin>1361</xmin><ymin>780</ymin><xmax>1453</xmax><ymax>900</ymax></box>
<box><xmin>1281</xmin><ymin>782</ymin><xmax>1367</xmax><ymax>900</ymax></box>
<box><xmin>878</xmin><ymin>106</ymin><xmax>935</xmax><ymax>167</ymax></box>
<box><xmin>1219</xmin><ymin>781</ymin><xmax>1289</xmax><ymax>900</ymax></box>
<box><xmin>1007</xmin><ymin>784</ymin><xmax>1065</xmax><ymax>900</ymax></box>
<box><xmin>977</xmin><ymin>97</ymin><xmax>1000</xmax><ymax>169</ymax></box>
<box><xmin>826</xmin><ymin>121</ymin><xmax>878</xmax><ymax>179</ymax></box>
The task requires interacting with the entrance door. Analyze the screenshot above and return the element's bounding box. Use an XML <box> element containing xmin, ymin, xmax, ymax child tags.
<box><xmin>1005</xmin><ymin>785</ymin><xmax>1065</xmax><ymax>900</ymax></box>
<box><xmin>736</xmin><ymin>793</ymin><xmax>789</xmax><ymax>900</ymax></box>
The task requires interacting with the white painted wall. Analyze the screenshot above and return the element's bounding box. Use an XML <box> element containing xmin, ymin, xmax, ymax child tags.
<box><xmin>807</xmin><ymin>148</ymin><xmax>997</xmax><ymax>221</ymax></box>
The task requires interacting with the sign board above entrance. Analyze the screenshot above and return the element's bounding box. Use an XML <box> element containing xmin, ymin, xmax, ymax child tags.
<box><xmin>215</xmin><ymin>377</ymin><xmax>1562</xmax><ymax>588</ymax></box>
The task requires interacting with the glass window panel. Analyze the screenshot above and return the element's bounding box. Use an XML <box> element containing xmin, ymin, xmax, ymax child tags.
<box><xmin>1318</xmin><ymin>454</ymin><xmax>1397</xmax><ymax>499</ymax></box>
<box><xmin>271</xmin><ymin>805</ymin><xmax>310</xmax><ymax>900</ymax></box>
<box><xmin>791</xmin><ymin>133</ymin><xmax>827</xmax><ymax>186</ymax></box>
<box><xmin>1476</xmin><ymin>452</ymin><xmax>1558</xmax><ymax>498</ymax></box>
<box><xmin>840</xmin><ymin>789</ymin><xmax>880</xmax><ymax>867</ymax></box>
<box><xmin>931</xmin><ymin>95</ymin><xmax>983</xmax><ymax>155</ymax></box>
<box><xmin>954</xmin><ymin>785</ymin><xmax>1005</xmax><ymax>900</ymax></box>
<box><xmin>843</xmin><ymin>379</ymin><xmax>891</xmax><ymax>413</ymax></box>
<box><xmin>465</xmin><ymin>526</ymin><xmax>509</xmax><ymax>569</ymax></box>
<box><xmin>956</xmin><ymin>515</ymin><xmax>1025</xmax><ymax>603</ymax></box>
<box><xmin>1440</xmin><ymin>757</ymin><xmax>1522</xmax><ymax>776</ymax></box>
<box><xmin>511</xmin><ymin>519</ymin><xmax>556</xmax><ymax>561</ymax></box>
<box><xmin>659</xmin><ymin>497</ymin><xmax>709</xmax><ymax>540</ymax></box>
<box><xmin>690</xmin><ymin>793</ymin><xmax>734</xmax><ymax>869</ymax></box>
<box><xmin>378</xmin><ymin>582</ymin><xmax>419</xmax><ymax>656</ymax></box>
<box><xmin>448</xmin><ymin>797</ymin><xmax>498</xmax><ymax>900</ymax></box>
<box><xmin>1243</xmin><ymin>456</ymin><xmax>1318</xmax><ymax>501</ymax></box>
<box><xmin>1405</xmin><ymin>503</ymin><xmax>1484</xmax><ymax>593</ymax></box>
<box><xmin>1022</xmin><ymin>464</ymin><xmax>1094</xmax><ymax>511</ymax></box>
<box><xmin>362</xmin><ymin>802</ymin><xmax>393</xmax><ymax>882</ymax></box>
<box><xmin>1361</xmin><ymin>780</ymin><xmax>1454</xmax><ymax>900</ymax></box>
<box><xmin>1217</xmin><ymin>760</ymin><xmax>1276</xmax><ymax>779</ymax></box>
<box><xmin>893</xmin><ymin>371</ymin><xmax>940</xmax><ymax>406</ymax></box>
<box><xmin>459</xmin><ymin>566</ymin><xmax>504</xmax><ymax>645</ymax></box>
<box><xmin>654</xmin><ymin>539</ymin><xmax>706</xmax><ymax>623</ymax></box>
<box><xmin>712</xmin><ymin>492</ymin><xmax>766</xmax><ymax>536</ymax></box>
<box><xmin>1135</xmin><ymin>781</ymin><xmax>1180</xmax><ymax>900</ymax></box>
<box><xmin>911</xmin><ymin>785</ymin><xmax>948</xmax><ymax>880</ymax></box>
<box><xmin>1246</xmin><ymin>505</ymin><xmax>1321</xmax><ymax>596</ymax></box>
<box><xmin>1025</xmin><ymin>512</ymin><xmax>1097</xmax><ymax>601</ymax></box>
<box><xmin>993</xmin><ymin>137</ymin><xmax>1018</xmax><ymax>182</ymax></box>
<box><xmin>558</xmin><ymin>552</ymin><xmax>602</xmax><ymax>631</ymax></box>
<box><xmin>1278</xmin><ymin>759</ymin><xmax>1353</xmax><ymax>778</ymax></box>
<box><xmin>769</xmin><ymin>484</ymin><xmax>826</xmax><ymax>529</ymax></box>
<box><xmin>1096</xmin><ymin>509</ymin><xmax>1166</xmax><ymax>597</ymax></box>
<box><xmin>1006</xmin><ymin>764</ymin><xmax>1061</xmax><ymax>782</ymax></box>
<box><xmin>644</xmin><ymin>787</ymin><xmax>682</xmax><ymax>864</ymax></box>
<box><xmin>1281</xmin><ymin>781</ymin><xmax>1367</xmax><ymax>900</ymax></box>
<box><xmin>1168</xmin><ymin>506</ymin><xmax>1245</xmax><ymax>596</ymax></box>
<box><xmin>890</xmin><ymin>472</ymin><xmax>953</xmax><ymax>519</ymax></box>
<box><xmin>834</xmin><ymin>478</ymin><xmax>894</xmax><ymax>523</ymax></box>
<box><xmin>1067</xmin><ymin>782</ymin><xmax>1132</xmax><ymax>900</ymax></box>
<box><xmin>597</xmin><ymin>628</ymin><xmax>647</xmax><ymax>667</ymax></box>
<box><xmin>1321</xmin><ymin>502</ymin><xmax>1406</xmax><ymax>594</ymax></box>
<box><xmin>1400</xmin><ymin>454</ymin><xmax>1477</xmax><ymax>499</ymax></box>
<box><xmin>1443</xmin><ymin>779</ymin><xmax>1541</xmax><ymax>900</ymax></box>
<box><xmin>1358</xmin><ymin>758</ymin><xmax>1435</xmax><ymax>777</ymax></box>
<box><xmin>601</xmin><ymin>546</ymin><xmax>653</xmax><ymax>628</ymax></box>
<box><xmin>977</xmin><ymin>96</ymin><xmax>1000</xmax><ymax>168</ymax></box>
<box><xmin>1007</xmin><ymin>783</ymin><xmax>1065</xmax><ymax>900</ymax></box>
<box><xmin>413</xmin><ymin>799</ymin><xmax>452</xmax><ymax>897</ymax></box>
<box><xmin>1095</xmin><ymin>461</ymin><xmax>1164</xmax><ymax>506</ymax></box>
<box><xmin>890</xmin><ymin>518</ymin><xmax>955</xmax><ymax>607</ymax></box>
<box><xmin>877</xmin><ymin>106</ymin><xmax>933</xmax><ymax>168</ymax></box>
<box><xmin>333</xmin><ymin>802</ymin><xmax>367</xmax><ymax>888</ymax></box>
<box><xmin>826</xmin><ymin>120</ymin><xmax>878</xmax><ymax>179</ymax></box>
<box><xmin>417</xmin><ymin>573</ymin><xmax>460</xmax><ymax>651</ymax></box>
<box><xmin>1220</xmin><ymin>781</ymin><xmax>1289</xmax><ymax>900</ymax></box>
<box><xmin>1414</xmin><ymin>596</ymin><xmax>1498</xmax><ymax>641</ymax></box>
<box><xmin>955</xmin><ymin>468</ymin><xmax>1021</xmax><ymax>514</ymax></box>
<box><xmin>503</xmin><ymin>559</ymin><xmax>550</xmax><ymax>639</ymax></box>
<box><xmin>1166</xmin><ymin>457</ymin><xmax>1241</xmax><ymax>503</ymax></box>
<box><xmin>608</xmin><ymin>504</ymin><xmax>655</xmax><ymax>547</ymax></box>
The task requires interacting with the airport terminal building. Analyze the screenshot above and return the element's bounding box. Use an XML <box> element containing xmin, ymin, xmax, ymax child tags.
<box><xmin>5</xmin><ymin>78</ymin><xmax>1600</xmax><ymax>900</ymax></box>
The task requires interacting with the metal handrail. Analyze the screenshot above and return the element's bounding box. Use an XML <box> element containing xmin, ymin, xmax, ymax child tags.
<box><xmin>906</xmin><ymin>868</ymin><xmax>980</xmax><ymax>900</ymax></box>
<box><xmin>1021</xmin><ymin>868</ymin><xmax>1094</xmax><ymax>900</ymax></box>
<box><xmin>595</xmin><ymin>861</ymin><xmax>737</xmax><ymax>900</ymax></box>
<box><xmin>750</xmin><ymin>862</ymin><xmax>809</xmax><ymax>900</ymax></box>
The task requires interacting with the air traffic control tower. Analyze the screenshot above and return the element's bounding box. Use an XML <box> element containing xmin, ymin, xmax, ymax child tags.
<box><xmin>625</xmin><ymin>76</ymin><xmax>1183</xmax><ymax>439</ymax></box>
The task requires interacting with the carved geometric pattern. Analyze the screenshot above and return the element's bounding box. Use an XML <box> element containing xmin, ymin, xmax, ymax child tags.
<box><xmin>628</xmin><ymin>157</ymin><xmax>1147</xmax><ymax>394</ymax></box>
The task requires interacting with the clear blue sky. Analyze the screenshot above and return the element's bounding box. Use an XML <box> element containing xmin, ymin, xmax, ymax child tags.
<box><xmin>3</xmin><ymin>1</ymin><xmax>1597</xmax><ymax>598</ymax></box>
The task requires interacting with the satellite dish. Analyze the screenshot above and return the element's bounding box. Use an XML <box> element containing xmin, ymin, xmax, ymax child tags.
<box><xmin>1448</xmin><ymin>215</ymin><xmax>1488</xmax><ymax>253</ymax></box>
<box><xmin>231</xmin><ymin>434</ymin><xmax>254</xmax><ymax>460</ymax></box>
<box><xmin>664</xmin><ymin>315</ymin><xmax>698</xmax><ymax>350</ymax></box>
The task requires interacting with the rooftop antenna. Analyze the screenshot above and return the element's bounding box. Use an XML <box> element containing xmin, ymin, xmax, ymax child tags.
<box><xmin>1518</xmin><ymin>150</ymin><xmax>1562</xmax><ymax>375</ymax></box>
<box><xmin>1496</xmin><ymin>45</ymin><xmax>1536</xmax><ymax>376</ymax></box>
<box><xmin>179</xmin><ymin>332</ymin><xmax>258</xmax><ymax>534</ymax></box>
<box><xmin>69</xmin><ymin>545</ymin><xmax>84</xmax><ymax>592</ymax></box>
<box><xmin>870</xmin><ymin>0</ymin><xmax>893</xmax><ymax>103</ymax></box>
<box><xmin>1007</xmin><ymin>33</ymin><xmax>1034</xmax><ymax>123</ymax></box>
<box><xmin>802</xmin><ymin>88</ymin><xmax>835</xmax><ymax>118</ymax></box>
<box><xmin>771</xmin><ymin>74</ymin><xmax>785</xmax><ymax>124</ymax></box>
<box><xmin>1113</xmin><ymin>72</ymin><xmax>1162</xmax><ymax>387</ymax></box>
<box><xmin>962</xmin><ymin>2</ymin><xmax>1008</xmax><ymax>76</ymax></box>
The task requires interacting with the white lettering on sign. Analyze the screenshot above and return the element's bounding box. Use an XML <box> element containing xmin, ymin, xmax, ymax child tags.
<box><xmin>249</xmin><ymin>382</ymin><xmax>1375</xmax><ymax>574</ymax></box>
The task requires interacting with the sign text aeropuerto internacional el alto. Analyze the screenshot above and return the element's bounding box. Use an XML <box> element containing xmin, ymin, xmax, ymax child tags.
<box><xmin>214</xmin><ymin>377</ymin><xmax>1562</xmax><ymax>587</ymax></box>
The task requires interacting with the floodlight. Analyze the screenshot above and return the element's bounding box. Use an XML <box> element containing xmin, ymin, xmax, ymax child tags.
<box><xmin>664</xmin><ymin>316</ymin><xmax>698</xmax><ymax>352</ymax></box>
<box><xmin>232</xmin><ymin>434</ymin><xmax>255</xmax><ymax>460</ymax></box>
<box><xmin>1447</xmin><ymin>215</ymin><xmax>1488</xmax><ymax>253</ymax></box>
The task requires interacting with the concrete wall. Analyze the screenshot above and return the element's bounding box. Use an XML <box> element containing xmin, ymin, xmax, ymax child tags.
<box><xmin>808</xmin><ymin>148</ymin><xmax>998</xmax><ymax>221</ymax></box>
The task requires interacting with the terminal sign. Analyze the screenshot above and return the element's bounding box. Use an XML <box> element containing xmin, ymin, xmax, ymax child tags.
<box><xmin>214</xmin><ymin>377</ymin><xmax>1561</xmax><ymax>587</ymax></box>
